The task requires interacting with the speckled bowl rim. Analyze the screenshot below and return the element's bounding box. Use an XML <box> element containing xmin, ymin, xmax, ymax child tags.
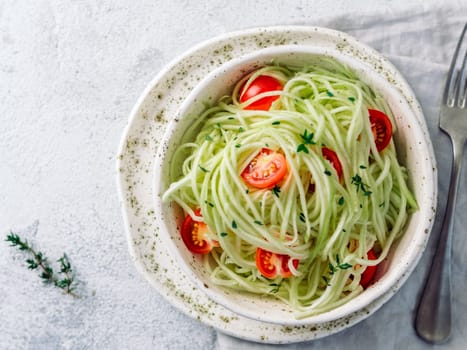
<box><xmin>116</xmin><ymin>25</ymin><xmax>437</xmax><ymax>344</ymax></box>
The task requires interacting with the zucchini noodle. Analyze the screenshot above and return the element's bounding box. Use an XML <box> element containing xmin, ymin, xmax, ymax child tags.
<box><xmin>162</xmin><ymin>59</ymin><xmax>418</xmax><ymax>318</ymax></box>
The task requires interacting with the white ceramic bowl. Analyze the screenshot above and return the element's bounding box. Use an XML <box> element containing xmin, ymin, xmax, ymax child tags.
<box><xmin>153</xmin><ymin>44</ymin><xmax>436</xmax><ymax>326</ymax></box>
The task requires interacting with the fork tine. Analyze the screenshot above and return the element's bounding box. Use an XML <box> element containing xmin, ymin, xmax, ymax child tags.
<box><xmin>459</xmin><ymin>49</ymin><xmax>467</xmax><ymax>108</ymax></box>
<box><xmin>443</xmin><ymin>23</ymin><xmax>467</xmax><ymax>108</ymax></box>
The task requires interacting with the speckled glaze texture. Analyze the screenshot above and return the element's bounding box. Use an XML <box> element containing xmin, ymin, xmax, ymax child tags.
<box><xmin>116</xmin><ymin>26</ymin><xmax>436</xmax><ymax>343</ymax></box>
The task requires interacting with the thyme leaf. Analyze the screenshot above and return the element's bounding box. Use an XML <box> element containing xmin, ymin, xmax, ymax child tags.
<box><xmin>299</xmin><ymin>212</ymin><xmax>306</xmax><ymax>223</ymax></box>
<box><xmin>272</xmin><ymin>185</ymin><xmax>281</xmax><ymax>198</ymax></box>
<box><xmin>269</xmin><ymin>282</ymin><xmax>281</xmax><ymax>293</ymax></box>
<box><xmin>322</xmin><ymin>276</ymin><xmax>331</xmax><ymax>286</ymax></box>
<box><xmin>297</xmin><ymin>143</ymin><xmax>309</xmax><ymax>153</ymax></box>
<box><xmin>351</xmin><ymin>174</ymin><xmax>372</xmax><ymax>196</ymax></box>
<box><xmin>338</xmin><ymin>263</ymin><xmax>352</xmax><ymax>270</ymax></box>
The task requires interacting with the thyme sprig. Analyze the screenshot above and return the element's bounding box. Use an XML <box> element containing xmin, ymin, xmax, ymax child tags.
<box><xmin>5</xmin><ymin>232</ymin><xmax>78</xmax><ymax>297</ymax></box>
<box><xmin>322</xmin><ymin>254</ymin><xmax>352</xmax><ymax>286</ymax></box>
<box><xmin>297</xmin><ymin>129</ymin><xmax>316</xmax><ymax>153</ymax></box>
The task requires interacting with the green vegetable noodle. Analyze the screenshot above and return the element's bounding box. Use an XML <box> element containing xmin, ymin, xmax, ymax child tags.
<box><xmin>162</xmin><ymin>59</ymin><xmax>417</xmax><ymax>318</ymax></box>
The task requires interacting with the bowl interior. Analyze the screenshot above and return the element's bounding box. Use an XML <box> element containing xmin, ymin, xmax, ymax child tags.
<box><xmin>153</xmin><ymin>45</ymin><xmax>435</xmax><ymax>325</ymax></box>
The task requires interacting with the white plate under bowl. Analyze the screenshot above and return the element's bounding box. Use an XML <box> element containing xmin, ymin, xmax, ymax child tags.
<box><xmin>117</xmin><ymin>26</ymin><xmax>437</xmax><ymax>343</ymax></box>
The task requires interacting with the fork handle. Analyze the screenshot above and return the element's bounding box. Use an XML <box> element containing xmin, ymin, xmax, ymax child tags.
<box><xmin>414</xmin><ymin>134</ymin><xmax>465</xmax><ymax>343</ymax></box>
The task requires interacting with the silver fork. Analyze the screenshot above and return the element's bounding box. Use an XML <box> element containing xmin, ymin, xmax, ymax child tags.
<box><xmin>414</xmin><ymin>23</ymin><xmax>467</xmax><ymax>344</ymax></box>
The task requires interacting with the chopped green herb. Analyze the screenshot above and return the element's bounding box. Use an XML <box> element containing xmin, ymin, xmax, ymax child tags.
<box><xmin>359</xmin><ymin>165</ymin><xmax>367</xmax><ymax>169</ymax></box>
<box><xmin>269</xmin><ymin>282</ymin><xmax>281</xmax><ymax>293</ymax></box>
<box><xmin>205</xmin><ymin>135</ymin><xmax>213</xmax><ymax>141</ymax></box>
<box><xmin>235</xmin><ymin>144</ymin><xmax>241</xmax><ymax>148</ymax></box>
<box><xmin>272</xmin><ymin>121</ymin><xmax>281</xmax><ymax>125</ymax></box>
<box><xmin>297</xmin><ymin>143</ymin><xmax>309</xmax><ymax>153</ymax></box>
<box><xmin>199</xmin><ymin>165</ymin><xmax>209</xmax><ymax>173</ymax></box>
<box><xmin>327</xmin><ymin>255</ymin><xmax>353</xmax><ymax>276</ymax></box>
<box><xmin>348</xmin><ymin>96</ymin><xmax>355</xmax><ymax>102</ymax></box>
<box><xmin>238</xmin><ymin>127</ymin><xmax>245</xmax><ymax>132</ymax></box>
<box><xmin>300</xmin><ymin>129</ymin><xmax>316</xmax><ymax>145</ymax></box>
<box><xmin>338</xmin><ymin>197</ymin><xmax>345</xmax><ymax>205</ymax></box>
<box><xmin>299</xmin><ymin>212</ymin><xmax>306</xmax><ymax>223</ymax></box>
<box><xmin>245</xmin><ymin>189</ymin><xmax>249</xmax><ymax>194</ymax></box>
<box><xmin>297</xmin><ymin>129</ymin><xmax>315</xmax><ymax>153</ymax></box>
<box><xmin>269</xmin><ymin>283</ymin><xmax>281</xmax><ymax>293</ymax></box>
<box><xmin>326</xmin><ymin>90</ymin><xmax>334</xmax><ymax>97</ymax></box>
<box><xmin>204</xmin><ymin>200</ymin><xmax>214</xmax><ymax>207</ymax></box>
<box><xmin>352</xmin><ymin>174</ymin><xmax>362</xmax><ymax>186</ymax></box>
<box><xmin>324</xmin><ymin>169</ymin><xmax>332</xmax><ymax>176</ymax></box>
<box><xmin>231</xmin><ymin>220</ymin><xmax>237</xmax><ymax>229</ymax></box>
<box><xmin>220</xmin><ymin>232</ymin><xmax>228</xmax><ymax>237</ymax></box>
<box><xmin>272</xmin><ymin>185</ymin><xmax>281</xmax><ymax>198</ymax></box>
<box><xmin>338</xmin><ymin>263</ymin><xmax>352</xmax><ymax>270</ymax></box>
<box><xmin>254</xmin><ymin>220</ymin><xmax>263</xmax><ymax>225</ymax></box>
<box><xmin>322</xmin><ymin>276</ymin><xmax>331</xmax><ymax>286</ymax></box>
<box><xmin>351</xmin><ymin>174</ymin><xmax>372</xmax><ymax>196</ymax></box>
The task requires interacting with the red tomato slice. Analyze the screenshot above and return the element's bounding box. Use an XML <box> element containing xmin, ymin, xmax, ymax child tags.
<box><xmin>360</xmin><ymin>248</ymin><xmax>378</xmax><ymax>288</ymax></box>
<box><xmin>180</xmin><ymin>209</ymin><xmax>213</xmax><ymax>255</ymax></box>
<box><xmin>256</xmin><ymin>248</ymin><xmax>299</xmax><ymax>279</ymax></box>
<box><xmin>280</xmin><ymin>254</ymin><xmax>299</xmax><ymax>278</ymax></box>
<box><xmin>241</xmin><ymin>148</ymin><xmax>287</xmax><ymax>189</ymax></box>
<box><xmin>369</xmin><ymin>109</ymin><xmax>393</xmax><ymax>152</ymax></box>
<box><xmin>239</xmin><ymin>75</ymin><xmax>283</xmax><ymax>110</ymax></box>
<box><xmin>322</xmin><ymin>147</ymin><xmax>343</xmax><ymax>181</ymax></box>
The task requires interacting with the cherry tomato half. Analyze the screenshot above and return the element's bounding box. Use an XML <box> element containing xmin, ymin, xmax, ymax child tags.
<box><xmin>322</xmin><ymin>147</ymin><xmax>343</xmax><ymax>181</ymax></box>
<box><xmin>360</xmin><ymin>248</ymin><xmax>378</xmax><ymax>288</ymax></box>
<box><xmin>180</xmin><ymin>209</ymin><xmax>214</xmax><ymax>255</ymax></box>
<box><xmin>256</xmin><ymin>247</ymin><xmax>299</xmax><ymax>279</ymax></box>
<box><xmin>239</xmin><ymin>75</ymin><xmax>283</xmax><ymax>110</ymax></box>
<box><xmin>241</xmin><ymin>148</ymin><xmax>287</xmax><ymax>189</ymax></box>
<box><xmin>369</xmin><ymin>109</ymin><xmax>393</xmax><ymax>152</ymax></box>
